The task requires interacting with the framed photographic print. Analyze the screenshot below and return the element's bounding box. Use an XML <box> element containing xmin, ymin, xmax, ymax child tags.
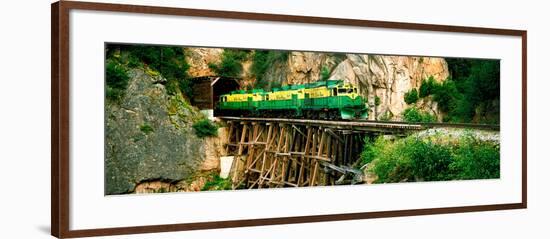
<box><xmin>51</xmin><ymin>1</ymin><xmax>527</xmax><ymax>238</ymax></box>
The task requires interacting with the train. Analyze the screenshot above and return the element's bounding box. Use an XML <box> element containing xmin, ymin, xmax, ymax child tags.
<box><xmin>217</xmin><ymin>80</ymin><xmax>368</xmax><ymax>120</ymax></box>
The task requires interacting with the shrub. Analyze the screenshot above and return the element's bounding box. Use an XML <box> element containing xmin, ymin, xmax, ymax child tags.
<box><xmin>402</xmin><ymin>107</ymin><xmax>436</xmax><ymax>123</ymax></box>
<box><xmin>404</xmin><ymin>89</ymin><xmax>419</xmax><ymax>104</ymax></box>
<box><xmin>406</xmin><ymin>138</ymin><xmax>454</xmax><ymax>181</ymax></box>
<box><xmin>450</xmin><ymin>136</ymin><xmax>500</xmax><ymax>179</ymax></box>
<box><xmin>368</xmin><ymin>137</ymin><xmax>455</xmax><ymax>182</ymax></box>
<box><xmin>433</xmin><ymin>80</ymin><xmax>460</xmax><ymax>112</ymax></box>
<box><xmin>379</xmin><ymin>111</ymin><xmax>392</xmax><ymax>121</ymax></box>
<box><xmin>374</xmin><ymin>96</ymin><xmax>381</xmax><ymax>106</ymax></box>
<box><xmin>105</xmin><ymin>60</ymin><xmax>129</xmax><ymax>101</ymax></box>
<box><xmin>419</xmin><ymin>76</ymin><xmax>437</xmax><ymax>97</ymax></box>
<box><xmin>368</xmin><ymin>138</ymin><xmax>414</xmax><ymax>183</ymax></box>
<box><xmin>359</xmin><ymin>137</ymin><xmax>377</xmax><ymax>165</ymax></box>
<box><xmin>192</xmin><ymin>119</ymin><xmax>219</xmax><ymax>138</ymax></box>
<box><xmin>320</xmin><ymin>66</ymin><xmax>331</xmax><ymax>81</ymax></box>
<box><xmin>363</xmin><ymin>133</ymin><xmax>500</xmax><ymax>184</ymax></box>
<box><xmin>209</xmin><ymin>49</ymin><xmax>249</xmax><ymax>78</ymax></box>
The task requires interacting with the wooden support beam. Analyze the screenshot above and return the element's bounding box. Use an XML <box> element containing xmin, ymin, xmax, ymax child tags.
<box><xmin>258</xmin><ymin>123</ymin><xmax>273</xmax><ymax>189</ymax></box>
<box><xmin>228</xmin><ymin>120</ymin><xmax>369</xmax><ymax>189</ymax></box>
<box><xmin>325</xmin><ymin>128</ymin><xmax>344</xmax><ymax>144</ymax></box>
<box><xmin>226</xmin><ymin>121</ymin><xmax>235</xmax><ymax>153</ymax></box>
<box><xmin>298</xmin><ymin>126</ymin><xmax>312</xmax><ymax>186</ymax></box>
<box><xmin>292</xmin><ymin>125</ymin><xmax>307</xmax><ymax>138</ymax></box>
<box><xmin>310</xmin><ymin>128</ymin><xmax>326</xmax><ymax>187</ymax></box>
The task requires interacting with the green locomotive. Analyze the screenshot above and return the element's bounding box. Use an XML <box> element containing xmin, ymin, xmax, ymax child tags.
<box><xmin>217</xmin><ymin>80</ymin><xmax>368</xmax><ymax>120</ymax></box>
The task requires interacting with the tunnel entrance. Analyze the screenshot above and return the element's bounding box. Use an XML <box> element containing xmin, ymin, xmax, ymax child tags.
<box><xmin>190</xmin><ymin>76</ymin><xmax>240</xmax><ymax>118</ymax></box>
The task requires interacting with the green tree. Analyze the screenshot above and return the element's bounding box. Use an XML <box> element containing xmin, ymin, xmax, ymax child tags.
<box><xmin>251</xmin><ymin>50</ymin><xmax>289</xmax><ymax>90</ymax></box>
<box><xmin>105</xmin><ymin>60</ymin><xmax>129</xmax><ymax>101</ymax></box>
<box><xmin>209</xmin><ymin>49</ymin><xmax>249</xmax><ymax>78</ymax></box>
<box><xmin>419</xmin><ymin>76</ymin><xmax>437</xmax><ymax>97</ymax></box>
<box><xmin>444</xmin><ymin>59</ymin><xmax>500</xmax><ymax>123</ymax></box>
<box><xmin>404</xmin><ymin>89</ymin><xmax>419</xmax><ymax>104</ymax></box>
<box><xmin>433</xmin><ymin>80</ymin><xmax>460</xmax><ymax>112</ymax></box>
<box><xmin>122</xmin><ymin>45</ymin><xmax>192</xmax><ymax>97</ymax></box>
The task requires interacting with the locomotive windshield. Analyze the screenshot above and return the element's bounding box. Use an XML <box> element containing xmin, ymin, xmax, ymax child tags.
<box><xmin>338</xmin><ymin>88</ymin><xmax>354</xmax><ymax>94</ymax></box>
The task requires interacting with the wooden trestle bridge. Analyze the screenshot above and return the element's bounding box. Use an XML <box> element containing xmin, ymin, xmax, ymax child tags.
<box><xmin>220</xmin><ymin>117</ymin><xmax>498</xmax><ymax>189</ymax></box>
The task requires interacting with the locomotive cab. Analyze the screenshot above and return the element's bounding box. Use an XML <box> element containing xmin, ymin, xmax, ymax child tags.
<box><xmin>335</xmin><ymin>84</ymin><xmax>367</xmax><ymax>119</ymax></box>
<box><xmin>334</xmin><ymin>84</ymin><xmax>359</xmax><ymax>98</ymax></box>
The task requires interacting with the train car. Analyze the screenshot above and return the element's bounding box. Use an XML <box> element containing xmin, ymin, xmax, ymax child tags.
<box><xmin>217</xmin><ymin>80</ymin><xmax>368</xmax><ymax>119</ymax></box>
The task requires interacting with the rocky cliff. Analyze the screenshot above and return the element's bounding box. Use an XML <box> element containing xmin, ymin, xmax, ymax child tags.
<box><xmin>105</xmin><ymin>68</ymin><xmax>209</xmax><ymax>194</ymax></box>
<box><xmin>186</xmin><ymin>48</ymin><xmax>223</xmax><ymax>77</ymax></box>
<box><xmin>186</xmin><ymin>48</ymin><xmax>449</xmax><ymax>120</ymax></box>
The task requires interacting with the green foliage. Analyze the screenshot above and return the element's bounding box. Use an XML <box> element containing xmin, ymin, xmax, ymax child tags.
<box><xmin>251</xmin><ymin>50</ymin><xmax>289</xmax><ymax>90</ymax></box>
<box><xmin>105</xmin><ymin>44</ymin><xmax>192</xmax><ymax>98</ymax></box>
<box><xmin>360</xmin><ymin>137</ymin><xmax>376</xmax><ymax>165</ymax></box>
<box><xmin>128</xmin><ymin>46</ymin><xmax>191</xmax><ymax>96</ymax></box>
<box><xmin>106</xmin><ymin>60</ymin><xmax>130</xmax><ymax>101</ymax></box>
<box><xmin>201</xmin><ymin>174</ymin><xmax>232</xmax><ymax>191</ymax></box>
<box><xmin>374</xmin><ymin>96</ymin><xmax>381</xmax><ymax>106</ymax></box>
<box><xmin>450</xmin><ymin>136</ymin><xmax>500</xmax><ymax>179</ymax></box>
<box><xmin>419</xmin><ymin>76</ymin><xmax>438</xmax><ymax>98</ymax></box>
<box><xmin>402</xmin><ymin>107</ymin><xmax>436</xmax><ymax>123</ymax></box>
<box><xmin>417</xmin><ymin>76</ymin><xmax>461</xmax><ymax>121</ymax></box>
<box><xmin>443</xmin><ymin>59</ymin><xmax>500</xmax><ymax>123</ymax></box>
<box><xmin>192</xmin><ymin>119</ymin><xmax>219</xmax><ymax>138</ymax></box>
<box><xmin>367</xmin><ymin>137</ymin><xmax>414</xmax><ymax>183</ymax></box>
<box><xmin>320</xmin><ymin>66</ymin><xmax>331</xmax><ymax>81</ymax></box>
<box><xmin>433</xmin><ymin>80</ymin><xmax>460</xmax><ymax>112</ymax></box>
<box><xmin>379</xmin><ymin>111</ymin><xmax>392</xmax><ymax>121</ymax></box>
<box><xmin>139</xmin><ymin>123</ymin><xmax>154</xmax><ymax>134</ymax></box>
<box><xmin>406</xmin><ymin>139</ymin><xmax>453</xmax><ymax>181</ymax></box>
<box><xmin>362</xmin><ymin>133</ymin><xmax>500</xmax><ymax>183</ymax></box>
<box><xmin>127</xmin><ymin>54</ymin><xmax>141</xmax><ymax>68</ymax></box>
<box><xmin>404</xmin><ymin>89</ymin><xmax>419</xmax><ymax>104</ymax></box>
<box><xmin>209</xmin><ymin>49</ymin><xmax>250</xmax><ymax>78</ymax></box>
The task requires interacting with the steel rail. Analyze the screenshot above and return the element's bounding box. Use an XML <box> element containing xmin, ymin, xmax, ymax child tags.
<box><xmin>218</xmin><ymin>116</ymin><xmax>500</xmax><ymax>131</ymax></box>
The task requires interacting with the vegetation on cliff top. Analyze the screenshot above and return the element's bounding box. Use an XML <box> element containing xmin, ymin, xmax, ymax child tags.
<box><xmin>106</xmin><ymin>44</ymin><xmax>193</xmax><ymax>100</ymax></box>
<box><xmin>105</xmin><ymin>60</ymin><xmax>130</xmax><ymax>102</ymax></box>
<box><xmin>403</xmin><ymin>59</ymin><xmax>500</xmax><ymax>123</ymax></box>
<box><xmin>208</xmin><ymin>49</ymin><xmax>250</xmax><ymax>78</ymax></box>
<box><xmin>251</xmin><ymin>50</ymin><xmax>289</xmax><ymax>90</ymax></box>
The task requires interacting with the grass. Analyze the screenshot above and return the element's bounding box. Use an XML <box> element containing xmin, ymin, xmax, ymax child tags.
<box><xmin>201</xmin><ymin>174</ymin><xmax>232</xmax><ymax>191</ymax></box>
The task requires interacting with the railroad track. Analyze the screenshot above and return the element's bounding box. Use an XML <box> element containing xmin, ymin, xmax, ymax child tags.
<box><xmin>356</xmin><ymin>119</ymin><xmax>500</xmax><ymax>130</ymax></box>
<box><xmin>218</xmin><ymin>116</ymin><xmax>499</xmax><ymax>131</ymax></box>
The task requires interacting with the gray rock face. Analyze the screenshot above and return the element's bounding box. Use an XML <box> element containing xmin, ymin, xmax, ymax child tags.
<box><xmin>105</xmin><ymin>69</ymin><xmax>204</xmax><ymax>195</ymax></box>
